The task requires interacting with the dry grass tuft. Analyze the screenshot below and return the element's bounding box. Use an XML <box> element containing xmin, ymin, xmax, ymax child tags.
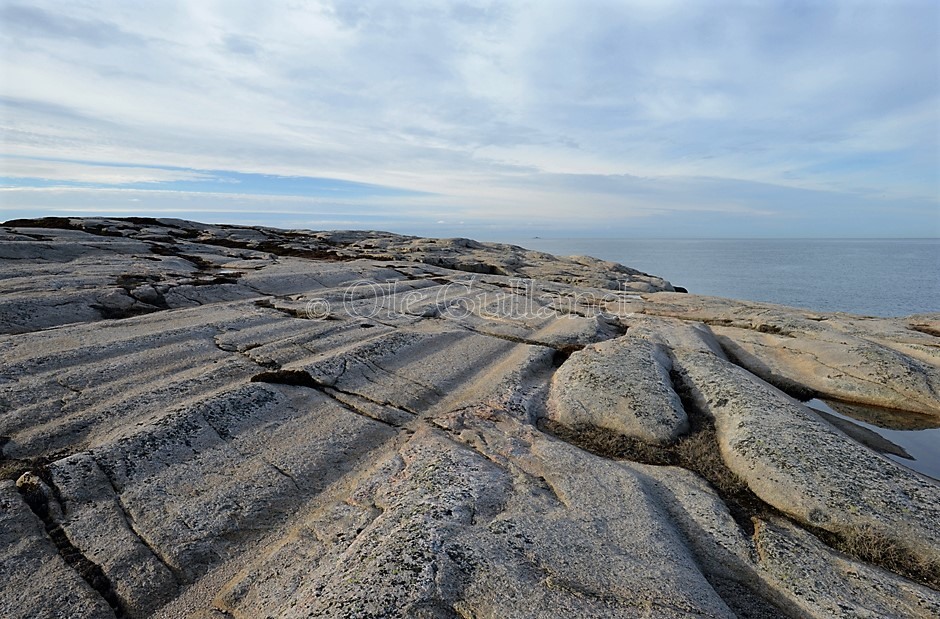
<box><xmin>538</xmin><ymin>419</ymin><xmax>671</xmax><ymax>465</ymax></box>
<box><xmin>832</xmin><ymin>524</ymin><xmax>940</xmax><ymax>590</ymax></box>
<box><xmin>0</xmin><ymin>460</ymin><xmax>29</xmax><ymax>482</ymax></box>
<box><xmin>673</xmin><ymin>428</ymin><xmax>748</xmax><ymax>497</ymax></box>
<box><xmin>538</xmin><ymin>415</ymin><xmax>765</xmax><ymax>533</ymax></box>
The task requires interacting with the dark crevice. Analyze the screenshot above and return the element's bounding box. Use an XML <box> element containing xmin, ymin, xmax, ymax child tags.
<box><xmin>551</xmin><ymin>349</ymin><xmax>572</xmax><ymax>368</ymax></box>
<box><xmin>90</xmin><ymin>268</ymin><xmax>186</xmax><ymax>321</ymax></box>
<box><xmin>0</xmin><ymin>436</ymin><xmax>25</xmax><ymax>482</ymax></box>
<box><xmin>387</xmin><ymin>266</ymin><xmax>431</xmax><ymax>282</ymax></box>
<box><xmin>1</xmin><ymin>456</ymin><xmax>31</xmax><ymax>482</ymax></box>
<box><xmin>314</xmin><ymin>361</ymin><xmax>422</xmax><ymax>417</ymax></box>
<box><xmin>543</xmin><ymin>338</ymin><xmax>596</xmax><ymax>368</ymax></box>
<box><xmin>145</xmin><ymin>241</ymin><xmax>235</xmax><ymax>278</ymax></box>
<box><xmin>116</xmin><ymin>216</ymin><xmax>166</xmax><ymax>227</ymax></box>
<box><xmin>327</xmin><ymin>374</ymin><xmax>421</xmax><ymax>417</ymax></box>
<box><xmin>189</xmin><ymin>274</ymin><xmax>243</xmax><ymax>287</ymax></box>
<box><xmin>199</xmin><ymin>237</ymin><xmax>352</xmax><ymax>262</ymax></box>
<box><xmin>606</xmin><ymin>319</ymin><xmax>629</xmax><ymax>338</ymax></box>
<box><xmin>716</xmin><ymin>338</ymin><xmax>817</xmax><ymax>401</ymax></box>
<box><xmin>91</xmin><ymin>304</ymin><xmax>161</xmax><ymax>320</ymax></box>
<box><xmin>254</xmin><ymin>297</ymin><xmax>341</xmax><ymax>321</ymax></box>
<box><xmin>324</xmin><ymin>388</ymin><xmax>413</xmax><ymax>430</ymax></box>
<box><xmin>209</xmin><ymin>334</ymin><xmax>281</xmax><ymax>372</ymax></box>
<box><xmin>250</xmin><ymin>369</ymin><xmax>409</xmax><ymax>428</ymax></box>
<box><xmin>175</xmin><ymin>253</ymin><xmax>217</xmax><ymax>270</ymax></box>
<box><xmin>1</xmin><ymin>449</ymin><xmax>71</xmax><ymax>487</ymax></box>
<box><xmin>667</xmin><ymin>368</ymin><xmax>780</xmax><ymax>535</ymax></box>
<box><xmin>250</xmin><ymin>369</ymin><xmax>319</xmax><ymax>388</ymax></box>
<box><xmin>908</xmin><ymin>323</ymin><xmax>940</xmax><ymax>338</ymax></box>
<box><xmin>445</xmin><ymin>321</ymin><xmax>588</xmax><ymax>358</ymax></box>
<box><xmin>139</xmin><ymin>243</ymin><xmax>243</xmax><ymax>284</ymax></box>
<box><xmin>91</xmin><ymin>285</ymin><xmax>164</xmax><ymax>320</ymax></box>
<box><xmin>419</xmin><ymin>256</ymin><xmax>510</xmax><ymax>276</ymax></box>
<box><xmin>146</xmin><ymin>241</ymin><xmax>184</xmax><ymax>258</ymax></box>
<box><xmin>16</xmin><ymin>471</ymin><xmax>127</xmax><ymax>617</ymax></box>
<box><xmin>11</xmin><ymin>231</ymin><xmax>54</xmax><ymax>241</ymax></box>
<box><xmin>264</xmin><ymin>459</ymin><xmax>302</xmax><ymax>493</ymax></box>
<box><xmin>694</xmin><ymin>317</ymin><xmax>796</xmax><ymax>338</ymax></box>
<box><xmin>96</xmin><ymin>459</ymin><xmax>185</xmax><ymax>587</ymax></box>
<box><xmin>704</xmin><ymin>576</ymin><xmax>799</xmax><ymax>619</ymax></box>
<box><xmin>113</xmin><ymin>274</ymin><xmax>170</xmax><ymax>309</ymax></box>
<box><xmin>3</xmin><ymin>217</ymin><xmax>124</xmax><ymax>237</ymax></box>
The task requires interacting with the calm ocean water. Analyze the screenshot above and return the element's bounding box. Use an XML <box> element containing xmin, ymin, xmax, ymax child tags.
<box><xmin>505</xmin><ymin>238</ymin><xmax>939</xmax><ymax>317</ymax></box>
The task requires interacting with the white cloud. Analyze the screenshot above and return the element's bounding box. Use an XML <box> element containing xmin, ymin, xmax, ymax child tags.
<box><xmin>0</xmin><ymin>0</ymin><xmax>937</xmax><ymax>236</ymax></box>
<box><xmin>0</xmin><ymin>159</ymin><xmax>216</xmax><ymax>184</ymax></box>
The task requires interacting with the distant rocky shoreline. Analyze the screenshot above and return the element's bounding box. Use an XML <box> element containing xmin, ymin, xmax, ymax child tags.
<box><xmin>1</xmin><ymin>217</ymin><xmax>938</xmax><ymax>618</ymax></box>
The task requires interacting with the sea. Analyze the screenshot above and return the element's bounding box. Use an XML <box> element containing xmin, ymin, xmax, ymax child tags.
<box><xmin>503</xmin><ymin>238</ymin><xmax>939</xmax><ymax>317</ymax></box>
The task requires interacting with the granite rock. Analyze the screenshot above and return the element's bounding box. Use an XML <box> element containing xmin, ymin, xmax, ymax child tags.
<box><xmin>547</xmin><ymin>335</ymin><xmax>689</xmax><ymax>444</ymax></box>
<box><xmin>1</xmin><ymin>217</ymin><xmax>938</xmax><ymax>618</ymax></box>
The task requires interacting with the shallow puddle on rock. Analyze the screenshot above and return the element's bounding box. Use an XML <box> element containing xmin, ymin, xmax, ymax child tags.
<box><xmin>806</xmin><ymin>398</ymin><xmax>940</xmax><ymax>482</ymax></box>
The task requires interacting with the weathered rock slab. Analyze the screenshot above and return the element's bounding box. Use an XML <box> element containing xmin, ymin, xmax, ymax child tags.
<box><xmin>0</xmin><ymin>481</ymin><xmax>117</xmax><ymax>619</ymax></box>
<box><xmin>547</xmin><ymin>335</ymin><xmax>689</xmax><ymax>444</ymax></box>
<box><xmin>672</xmin><ymin>331</ymin><xmax>940</xmax><ymax>571</ymax></box>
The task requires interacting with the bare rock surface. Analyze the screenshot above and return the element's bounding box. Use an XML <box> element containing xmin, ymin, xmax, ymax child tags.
<box><xmin>637</xmin><ymin>293</ymin><xmax>940</xmax><ymax>415</ymax></box>
<box><xmin>547</xmin><ymin>336</ymin><xmax>688</xmax><ymax>444</ymax></box>
<box><xmin>0</xmin><ymin>479</ymin><xmax>118</xmax><ymax>619</ymax></box>
<box><xmin>674</xmin><ymin>332</ymin><xmax>940</xmax><ymax>569</ymax></box>
<box><xmin>1</xmin><ymin>217</ymin><xmax>939</xmax><ymax>618</ymax></box>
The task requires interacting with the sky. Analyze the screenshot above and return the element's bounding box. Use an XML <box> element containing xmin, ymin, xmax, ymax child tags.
<box><xmin>0</xmin><ymin>0</ymin><xmax>938</xmax><ymax>239</ymax></box>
